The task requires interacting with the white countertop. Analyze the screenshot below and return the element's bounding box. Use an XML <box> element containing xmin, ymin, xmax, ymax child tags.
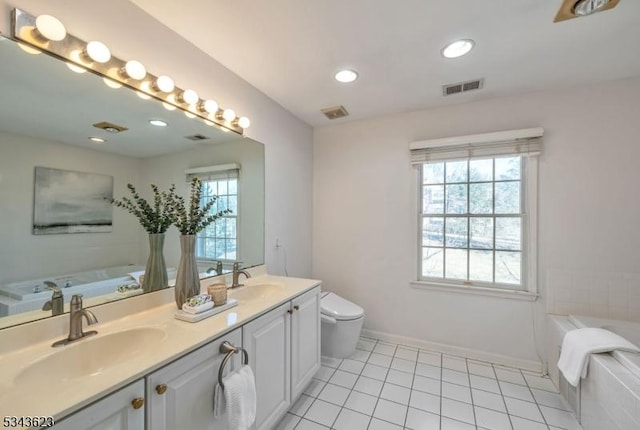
<box><xmin>0</xmin><ymin>270</ymin><xmax>320</xmax><ymax>424</ymax></box>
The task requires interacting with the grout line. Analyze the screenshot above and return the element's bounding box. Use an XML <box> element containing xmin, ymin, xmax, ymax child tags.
<box><xmin>464</xmin><ymin>357</ymin><xmax>479</xmax><ymax>429</ymax></box>
<box><xmin>439</xmin><ymin>352</ymin><xmax>443</xmax><ymax>430</ymax></box>
<box><xmin>519</xmin><ymin>368</ymin><xmax>552</xmax><ymax>430</ymax></box>
<box><xmin>365</xmin><ymin>340</ymin><xmax>397</xmax><ymax>429</ymax></box>
<box><xmin>491</xmin><ymin>362</ymin><xmax>515</xmax><ymax>430</ymax></box>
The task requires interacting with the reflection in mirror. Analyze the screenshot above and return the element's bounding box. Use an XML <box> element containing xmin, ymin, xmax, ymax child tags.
<box><xmin>0</xmin><ymin>36</ymin><xmax>264</xmax><ymax>329</ymax></box>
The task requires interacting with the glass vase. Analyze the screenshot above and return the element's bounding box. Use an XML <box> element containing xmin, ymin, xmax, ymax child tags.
<box><xmin>174</xmin><ymin>234</ymin><xmax>201</xmax><ymax>308</ymax></box>
<box><xmin>142</xmin><ymin>233</ymin><xmax>168</xmax><ymax>293</ymax></box>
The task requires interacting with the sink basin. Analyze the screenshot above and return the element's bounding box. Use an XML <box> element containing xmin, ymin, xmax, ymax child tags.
<box><xmin>228</xmin><ymin>283</ymin><xmax>283</xmax><ymax>301</ymax></box>
<box><xmin>15</xmin><ymin>327</ymin><xmax>166</xmax><ymax>386</ymax></box>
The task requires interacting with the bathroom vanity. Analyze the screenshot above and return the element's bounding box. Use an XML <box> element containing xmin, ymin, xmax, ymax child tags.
<box><xmin>0</xmin><ymin>269</ymin><xmax>321</xmax><ymax>430</ymax></box>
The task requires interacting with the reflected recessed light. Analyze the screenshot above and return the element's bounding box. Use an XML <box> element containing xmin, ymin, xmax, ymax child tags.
<box><xmin>149</xmin><ymin>119</ymin><xmax>168</xmax><ymax>127</ymax></box>
<box><xmin>442</xmin><ymin>39</ymin><xmax>475</xmax><ymax>58</ymax></box>
<box><xmin>334</xmin><ymin>69</ymin><xmax>359</xmax><ymax>83</ymax></box>
<box><xmin>89</xmin><ymin>137</ymin><xmax>105</xmax><ymax>143</ymax></box>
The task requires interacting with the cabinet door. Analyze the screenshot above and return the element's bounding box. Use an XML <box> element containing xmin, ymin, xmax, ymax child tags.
<box><xmin>52</xmin><ymin>380</ymin><xmax>145</xmax><ymax>430</ymax></box>
<box><xmin>243</xmin><ymin>302</ymin><xmax>291</xmax><ymax>430</ymax></box>
<box><xmin>291</xmin><ymin>286</ymin><xmax>321</xmax><ymax>400</ymax></box>
<box><xmin>146</xmin><ymin>329</ymin><xmax>242</xmax><ymax>430</ymax></box>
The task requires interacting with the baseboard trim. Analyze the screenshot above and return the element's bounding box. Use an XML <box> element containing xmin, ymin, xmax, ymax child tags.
<box><xmin>361</xmin><ymin>328</ymin><xmax>543</xmax><ymax>373</ymax></box>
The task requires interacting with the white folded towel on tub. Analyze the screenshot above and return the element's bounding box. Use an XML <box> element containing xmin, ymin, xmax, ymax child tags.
<box><xmin>213</xmin><ymin>365</ymin><xmax>256</xmax><ymax>430</ymax></box>
<box><xmin>558</xmin><ymin>327</ymin><xmax>640</xmax><ymax>386</ymax></box>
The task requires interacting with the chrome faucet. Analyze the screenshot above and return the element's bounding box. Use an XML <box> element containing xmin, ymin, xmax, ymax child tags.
<box><xmin>42</xmin><ymin>281</ymin><xmax>64</xmax><ymax>316</ymax></box>
<box><xmin>230</xmin><ymin>262</ymin><xmax>251</xmax><ymax>289</ymax></box>
<box><xmin>52</xmin><ymin>294</ymin><xmax>98</xmax><ymax>347</ymax></box>
<box><xmin>206</xmin><ymin>260</ymin><xmax>224</xmax><ymax>276</ymax></box>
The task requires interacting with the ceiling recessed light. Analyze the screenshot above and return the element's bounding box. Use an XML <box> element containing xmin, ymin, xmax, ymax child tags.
<box><xmin>149</xmin><ymin>119</ymin><xmax>168</xmax><ymax>127</ymax></box>
<box><xmin>441</xmin><ymin>39</ymin><xmax>475</xmax><ymax>59</ymax></box>
<box><xmin>573</xmin><ymin>0</ymin><xmax>612</xmax><ymax>15</ymax></box>
<box><xmin>334</xmin><ymin>69</ymin><xmax>359</xmax><ymax>83</ymax></box>
<box><xmin>89</xmin><ymin>137</ymin><xmax>105</xmax><ymax>143</ymax></box>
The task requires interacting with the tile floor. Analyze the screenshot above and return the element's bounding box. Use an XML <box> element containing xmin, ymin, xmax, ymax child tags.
<box><xmin>275</xmin><ymin>337</ymin><xmax>583</xmax><ymax>430</ymax></box>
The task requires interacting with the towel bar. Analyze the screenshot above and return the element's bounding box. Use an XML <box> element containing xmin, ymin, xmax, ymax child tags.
<box><xmin>218</xmin><ymin>341</ymin><xmax>249</xmax><ymax>390</ymax></box>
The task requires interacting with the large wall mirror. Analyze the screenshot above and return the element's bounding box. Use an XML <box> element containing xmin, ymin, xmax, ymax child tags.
<box><xmin>0</xmin><ymin>35</ymin><xmax>265</xmax><ymax>329</ymax></box>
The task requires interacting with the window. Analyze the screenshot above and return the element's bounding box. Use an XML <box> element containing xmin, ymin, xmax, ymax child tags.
<box><xmin>411</xmin><ymin>128</ymin><xmax>542</xmax><ymax>293</ymax></box>
<box><xmin>186</xmin><ymin>166</ymin><xmax>239</xmax><ymax>262</ymax></box>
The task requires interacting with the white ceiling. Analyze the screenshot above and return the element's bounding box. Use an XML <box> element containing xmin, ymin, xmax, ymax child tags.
<box><xmin>130</xmin><ymin>0</ymin><xmax>640</xmax><ymax>126</ymax></box>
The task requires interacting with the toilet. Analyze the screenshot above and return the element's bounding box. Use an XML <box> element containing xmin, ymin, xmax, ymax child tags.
<box><xmin>320</xmin><ymin>291</ymin><xmax>365</xmax><ymax>358</ymax></box>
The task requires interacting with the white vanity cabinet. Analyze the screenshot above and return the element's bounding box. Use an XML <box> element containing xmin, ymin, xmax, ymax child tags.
<box><xmin>244</xmin><ymin>286</ymin><xmax>321</xmax><ymax>430</ymax></box>
<box><xmin>51</xmin><ymin>380</ymin><xmax>145</xmax><ymax>430</ymax></box>
<box><xmin>145</xmin><ymin>328</ymin><xmax>242</xmax><ymax>430</ymax></box>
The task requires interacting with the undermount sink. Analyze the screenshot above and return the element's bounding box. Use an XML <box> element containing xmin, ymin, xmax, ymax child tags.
<box><xmin>228</xmin><ymin>283</ymin><xmax>283</xmax><ymax>301</ymax></box>
<box><xmin>15</xmin><ymin>327</ymin><xmax>167</xmax><ymax>386</ymax></box>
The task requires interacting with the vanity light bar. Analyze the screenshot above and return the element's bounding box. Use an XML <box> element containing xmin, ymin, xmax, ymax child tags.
<box><xmin>11</xmin><ymin>8</ymin><xmax>249</xmax><ymax>135</ymax></box>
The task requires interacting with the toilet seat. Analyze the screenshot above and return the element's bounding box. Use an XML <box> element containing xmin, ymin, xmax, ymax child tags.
<box><xmin>321</xmin><ymin>292</ymin><xmax>364</xmax><ymax>321</ymax></box>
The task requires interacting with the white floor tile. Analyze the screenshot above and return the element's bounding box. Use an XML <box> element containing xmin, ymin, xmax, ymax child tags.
<box><xmin>472</xmin><ymin>388</ymin><xmax>507</xmax><ymax>413</ymax></box>
<box><xmin>368</xmin><ymin>417</ymin><xmax>404</xmax><ymax>430</ymax></box>
<box><xmin>345</xmin><ymin>390</ymin><xmax>379</xmax><ymax>415</ymax></box>
<box><xmin>415</xmin><ymin>363</ymin><xmax>442</xmax><ymax>380</ymax></box>
<box><xmin>504</xmin><ymin>397</ymin><xmax>545</xmax><ymax>423</ymax></box>
<box><xmin>474</xmin><ymin>406</ymin><xmax>512</xmax><ymax>430</ymax></box>
<box><xmin>290</xmin><ymin>394</ymin><xmax>315</xmax><ymax>416</ymax></box>
<box><xmin>523</xmin><ymin>373</ymin><xmax>558</xmax><ymax>392</ymax></box>
<box><xmin>410</xmin><ymin>389</ymin><xmax>441</xmax><ymax>414</ymax></box>
<box><xmin>362</xmin><ymin>363</ymin><xmax>389</xmax><ymax>381</ymax></box>
<box><xmin>317</xmin><ymin>383</ymin><xmax>350</xmax><ymax>406</ymax></box>
<box><xmin>405</xmin><ymin>407</ymin><xmax>441</xmax><ymax>430</ymax></box>
<box><xmin>357</xmin><ymin>338</ymin><xmax>376</xmax><ymax>352</ymax></box>
<box><xmin>391</xmin><ymin>357</ymin><xmax>416</xmax><ymax>373</ymax></box>
<box><xmin>303</xmin><ymin>399</ymin><xmax>341</xmax><ymax>427</ymax></box>
<box><xmin>510</xmin><ymin>416</ymin><xmax>549</xmax><ymax>430</ymax></box>
<box><xmin>396</xmin><ymin>347</ymin><xmax>419</xmax><ymax>361</ymax></box>
<box><xmin>296</xmin><ymin>418</ymin><xmax>330</xmax><ymax>430</ymax></box>
<box><xmin>274</xmin><ymin>412</ymin><xmax>300</xmax><ymax>430</ymax></box>
<box><xmin>314</xmin><ymin>365</ymin><xmax>336</xmax><ymax>382</ymax></box>
<box><xmin>369</xmin><ymin>353</ymin><xmax>394</xmax><ymax>368</ymax></box>
<box><xmin>540</xmin><ymin>405</ymin><xmax>582</xmax><ymax>429</ymax></box>
<box><xmin>441</xmin><ymin>397</ymin><xmax>475</xmax><ymax>425</ymax></box>
<box><xmin>470</xmin><ymin>374</ymin><xmax>501</xmax><ymax>394</ymax></box>
<box><xmin>441</xmin><ymin>416</ymin><xmax>476</xmax><ymax>430</ymax></box>
<box><xmin>495</xmin><ymin>366</ymin><xmax>527</xmax><ymax>385</ymax></box>
<box><xmin>339</xmin><ymin>358</ymin><xmax>365</xmax><ymax>375</ymax></box>
<box><xmin>321</xmin><ymin>356</ymin><xmax>343</xmax><ymax>369</ymax></box>
<box><xmin>349</xmin><ymin>349</ymin><xmax>371</xmax><ymax>362</ymax></box>
<box><xmin>354</xmin><ymin>375</ymin><xmax>384</xmax><ymax>396</ymax></box>
<box><xmin>531</xmin><ymin>388</ymin><xmax>571</xmax><ymax>411</ymax></box>
<box><xmin>442</xmin><ymin>381</ymin><xmax>472</xmax><ymax>404</ymax></box>
<box><xmin>500</xmin><ymin>380</ymin><xmax>535</xmax><ymax>402</ymax></box>
<box><xmin>380</xmin><ymin>382</ymin><xmax>411</xmax><ymax>405</ymax></box>
<box><xmin>304</xmin><ymin>379</ymin><xmax>326</xmax><ymax>397</ymax></box>
<box><xmin>332</xmin><ymin>408</ymin><xmax>371</xmax><ymax>430</ymax></box>
<box><xmin>418</xmin><ymin>350</ymin><xmax>442</xmax><ymax>366</ymax></box>
<box><xmin>386</xmin><ymin>368</ymin><xmax>414</xmax><ymax>388</ymax></box>
<box><xmin>413</xmin><ymin>374</ymin><xmax>441</xmax><ymax>395</ymax></box>
<box><xmin>329</xmin><ymin>369</ymin><xmax>358</xmax><ymax>389</ymax></box>
<box><xmin>373</xmin><ymin>342</ymin><xmax>397</xmax><ymax>356</ymax></box>
<box><xmin>373</xmin><ymin>398</ymin><xmax>408</xmax><ymax>426</ymax></box>
<box><xmin>442</xmin><ymin>369</ymin><xmax>470</xmax><ymax>387</ymax></box>
<box><xmin>443</xmin><ymin>355</ymin><xmax>468</xmax><ymax>372</ymax></box>
<box><xmin>468</xmin><ymin>360</ymin><xmax>496</xmax><ymax>378</ymax></box>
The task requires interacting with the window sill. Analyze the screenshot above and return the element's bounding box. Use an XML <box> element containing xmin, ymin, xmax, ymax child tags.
<box><xmin>409</xmin><ymin>280</ymin><xmax>538</xmax><ymax>301</ymax></box>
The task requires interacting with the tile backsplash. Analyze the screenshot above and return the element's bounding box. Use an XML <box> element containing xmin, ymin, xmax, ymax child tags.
<box><xmin>546</xmin><ymin>269</ymin><xmax>640</xmax><ymax>321</ymax></box>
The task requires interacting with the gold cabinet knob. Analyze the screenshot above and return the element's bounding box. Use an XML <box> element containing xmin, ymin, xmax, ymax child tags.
<box><xmin>131</xmin><ymin>397</ymin><xmax>145</xmax><ymax>410</ymax></box>
<box><xmin>155</xmin><ymin>384</ymin><xmax>167</xmax><ymax>395</ymax></box>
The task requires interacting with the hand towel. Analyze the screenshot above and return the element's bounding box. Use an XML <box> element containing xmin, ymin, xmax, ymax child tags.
<box><xmin>213</xmin><ymin>365</ymin><xmax>256</xmax><ymax>430</ymax></box>
<box><xmin>558</xmin><ymin>327</ymin><xmax>640</xmax><ymax>386</ymax></box>
<box><xmin>181</xmin><ymin>301</ymin><xmax>214</xmax><ymax>314</ymax></box>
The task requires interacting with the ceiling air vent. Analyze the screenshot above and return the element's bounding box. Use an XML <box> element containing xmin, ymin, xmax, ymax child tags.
<box><xmin>442</xmin><ymin>79</ymin><xmax>484</xmax><ymax>96</ymax></box>
<box><xmin>321</xmin><ymin>105</ymin><xmax>349</xmax><ymax>120</ymax></box>
<box><xmin>92</xmin><ymin>121</ymin><xmax>128</xmax><ymax>133</ymax></box>
<box><xmin>185</xmin><ymin>134</ymin><xmax>210</xmax><ymax>141</ymax></box>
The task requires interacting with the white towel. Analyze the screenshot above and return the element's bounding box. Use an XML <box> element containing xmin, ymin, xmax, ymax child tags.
<box><xmin>558</xmin><ymin>327</ymin><xmax>640</xmax><ymax>386</ymax></box>
<box><xmin>181</xmin><ymin>301</ymin><xmax>214</xmax><ymax>314</ymax></box>
<box><xmin>213</xmin><ymin>365</ymin><xmax>256</xmax><ymax>430</ymax></box>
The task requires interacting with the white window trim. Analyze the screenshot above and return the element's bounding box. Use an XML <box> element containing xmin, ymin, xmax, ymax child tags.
<box><xmin>410</xmin><ymin>128</ymin><xmax>540</xmax><ymax>298</ymax></box>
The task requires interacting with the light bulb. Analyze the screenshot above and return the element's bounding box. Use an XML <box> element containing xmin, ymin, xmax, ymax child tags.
<box><xmin>34</xmin><ymin>15</ymin><xmax>66</xmax><ymax>42</ymax></box>
<box><xmin>136</xmin><ymin>91</ymin><xmax>151</xmax><ymax>100</ymax></box>
<box><xmin>85</xmin><ymin>41</ymin><xmax>111</xmax><ymax>63</ymax></box>
<box><xmin>184</xmin><ymin>111</ymin><xmax>196</xmax><ymax>119</ymax></box>
<box><xmin>222</xmin><ymin>108</ymin><xmax>236</xmax><ymax>122</ymax></box>
<box><xmin>181</xmin><ymin>89</ymin><xmax>199</xmax><ymax>105</ymax></box>
<box><xmin>237</xmin><ymin>117</ymin><xmax>251</xmax><ymax>129</ymax></box>
<box><xmin>17</xmin><ymin>42</ymin><xmax>41</xmax><ymax>55</ymax></box>
<box><xmin>103</xmin><ymin>77</ymin><xmax>122</xmax><ymax>89</ymax></box>
<box><xmin>162</xmin><ymin>102</ymin><xmax>176</xmax><ymax>111</ymax></box>
<box><xmin>66</xmin><ymin>63</ymin><xmax>86</xmax><ymax>73</ymax></box>
<box><xmin>204</xmin><ymin>120</ymin><xmax>215</xmax><ymax>127</ymax></box>
<box><xmin>123</xmin><ymin>60</ymin><xmax>146</xmax><ymax>80</ymax></box>
<box><xmin>89</xmin><ymin>137</ymin><xmax>106</xmax><ymax>143</ymax></box>
<box><xmin>149</xmin><ymin>119</ymin><xmax>168</xmax><ymax>127</ymax></box>
<box><xmin>441</xmin><ymin>39</ymin><xmax>475</xmax><ymax>59</ymax></box>
<box><xmin>199</xmin><ymin>99</ymin><xmax>218</xmax><ymax>114</ymax></box>
<box><xmin>334</xmin><ymin>69</ymin><xmax>358</xmax><ymax>83</ymax></box>
<box><xmin>154</xmin><ymin>75</ymin><xmax>175</xmax><ymax>93</ymax></box>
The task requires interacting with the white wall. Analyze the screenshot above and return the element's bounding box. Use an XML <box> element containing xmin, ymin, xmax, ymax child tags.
<box><xmin>0</xmin><ymin>131</ymin><xmax>142</xmax><ymax>283</ymax></box>
<box><xmin>313</xmin><ymin>76</ymin><xmax>640</xmax><ymax>366</ymax></box>
<box><xmin>0</xmin><ymin>0</ymin><xmax>313</xmax><ymax>277</ymax></box>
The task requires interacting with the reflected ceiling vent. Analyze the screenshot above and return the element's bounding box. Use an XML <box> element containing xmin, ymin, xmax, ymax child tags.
<box><xmin>321</xmin><ymin>105</ymin><xmax>349</xmax><ymax>120</ymax></box>
<box><xmin>442</xmin><ymin>79</ymin><xmax>484</xmax><ymax>96</ymax></box>
<box><xmin>92</xmin><ymin>121</ymin><xmax>128</xmax><ymax>133</ymax></box>
<box><xmin>185</xmin><ymin>134</ymin><xmax>210</xmax><ymax>141</ymax></box>
<box><xmin>555</xmin><ymin>0</ymin><xmax>620</xmax><ymax>22</ymax></box>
